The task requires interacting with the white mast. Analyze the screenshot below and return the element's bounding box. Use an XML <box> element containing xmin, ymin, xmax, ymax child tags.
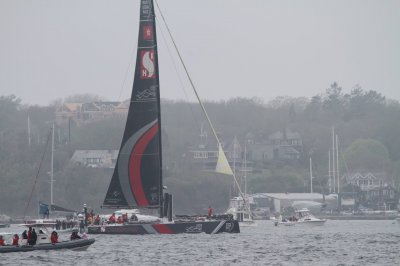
<box><xmin>328</xmin><ymin>150</ymin><xmax>331</xmax><ymax>194</ymax></box>
<box><xmin>233</xmin><ymin>138</ymin><xmax>236</xmax><ymax>193</ymax></box>
<box><xmin>244</xmin><ymin>144</ymin><xmax>247</xmax><ymax>198</ymax></box>
<box><xmin>336</xmin><ymin>134</ymin><xmax>340</xmax><ymax>194</ymax></box>
<box><xmin>310</xmin><ymin>157</ymin><xmax>313</xmax><ymax>193</ymax></box>
<box><xmin>51</xmin><ymin>123</ymin><xmax>54</xmax><ymax>207</ymax></box>
<box><xmin>28</xmin><ymin>115</ymin><xmax>31</xmax><ymax>147</ymax></box>
<box><xmin>332</xmin><ymin>127</ymin><xmax>335</xmax><ymax>193</ymax></box>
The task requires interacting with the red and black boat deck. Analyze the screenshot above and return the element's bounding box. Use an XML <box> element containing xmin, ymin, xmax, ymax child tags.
<box><xmin>88</xmin><ymin>220</ymin><xmax>240</xmax><ymax>235</ymax></box>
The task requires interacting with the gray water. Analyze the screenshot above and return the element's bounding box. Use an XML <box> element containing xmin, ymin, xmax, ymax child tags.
<box><xmin>1</xmin><ymin>220</ymin><xmax>399</xmax><ymax>266</ymax></box>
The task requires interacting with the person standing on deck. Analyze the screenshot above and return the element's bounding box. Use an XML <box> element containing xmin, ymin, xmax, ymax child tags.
<box><xmin>207</xmin><ymin>206</ymin><xmax>213</xmax><ymax>219</ymax></box>
<box><xmin>27</xmin><ymin>227</ymin><xmax>32</xmax><ymax>244</ymax></box>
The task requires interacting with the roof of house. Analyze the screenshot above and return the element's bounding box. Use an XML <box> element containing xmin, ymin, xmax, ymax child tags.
<box><xmin>269</xmin><ymin>131</ymin><xmax>301</xmax><ymax>140</ymax></box>
<box><xmin>71</xmin><ymin>150</ymin><xmax>118</xmax><ymax>162</ymax></box>
<box><xmin>343</xmin><ymin>172</ymin><xmax>383</xmax><ymax>182</ymax></box>
<box><xmin>250</xmin><ymin>193</ymin><xmax>337</xmax><ymax>201</ymax></box>
<box><xmin>59</xmin><ymin>103</ymin><xmax>82</xmax><ymax>112</ymax></box>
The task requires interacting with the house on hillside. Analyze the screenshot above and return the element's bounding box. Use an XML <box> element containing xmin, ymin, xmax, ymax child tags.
<box><xmin>245</xmin><ymin>129</ymin><xmax>303</xmax><ymax>164</ymax></box>
<box><xmin>342</xmin><ymin>172</ymin><xmax>399</xmax><ymax>211</ymax></box>
<box><xmin>356</xmin><ymin>185</ymin><xmax>399</xmax><ymax>211</ymax></box>
<box><xmin>343</xmin><ymin>172</ymin><xmax>384</xmax><ymax>189</ymax></box>
<box><xmin>187</xmin><ymin>129</ymin><xmax>253</xmax><ymax>172</ymax></box>
<box><xmin>56</xmin><ymin>103</ymin><xmax>83</xmax><ymax>122</ymax></box>
<box><xmin>70</xmin><ymin>150</ymin><xmax>118</xmax><ymax>168</ymax></box>
<box><xmin>56</xmin><ymin>101</ymin><xmax>129</xmax><ymax>124</ymax></box>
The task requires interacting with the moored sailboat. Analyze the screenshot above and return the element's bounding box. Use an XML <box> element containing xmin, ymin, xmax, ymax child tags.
<box><xmin>87</xmin><ymin>0</ymin><xmax>239</xmax><ymax>235</ymax></box>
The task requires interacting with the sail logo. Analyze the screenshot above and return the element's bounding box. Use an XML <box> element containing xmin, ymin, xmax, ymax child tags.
<box><xmin>143</xmin><ymin>25</ymin><xmax>153</xmax><ymax>40</ymax></box>
<box><xmin>136</xmin><ymin>85</ymin><xmax>157</xmax><ymax>101</ymax></box>
<box><xmin>140</xmin><ymin>50</ymin><xmax>156</xmax><ymax>79</ymax></box>
<box><xmin>141</xmin><ymin>0</ymin><xmax>152</xmax><ymax>17</ymax></box>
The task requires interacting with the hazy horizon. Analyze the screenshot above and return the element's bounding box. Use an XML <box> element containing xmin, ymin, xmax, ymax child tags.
<box><xmin>1</xmin><ymin>0</ymin><xmax>399</xmax><ymax>106</ymax></box>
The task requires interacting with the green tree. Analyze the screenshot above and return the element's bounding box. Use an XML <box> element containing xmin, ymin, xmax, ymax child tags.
<box><xmin>343</xmin><ymin>139</ymin><xmax>390</xmax><ymax>172</ymax></box>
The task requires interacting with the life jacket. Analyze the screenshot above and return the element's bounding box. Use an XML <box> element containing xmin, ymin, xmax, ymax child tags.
<box><xmin>12</xmin><ymin>236</ymin><xmax>19</xmax><ymax>245</ymax></box>
<box><xmin>51</xmin><ymin>234</ymin><xmax>58</xmax><ymax>244</ymax></box>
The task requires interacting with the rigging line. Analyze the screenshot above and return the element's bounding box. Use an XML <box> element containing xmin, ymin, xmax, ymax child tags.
<box><xmin>155</xmin><ymin>15</ymin><xmax>202</xmax><ymax>130</ymax></box>
<box><xmin>154</xmin><ymin>0</ymin><xmax>219</xmax><ymax>144</ymax></box>
<box><xmin>23</xmin><ymin>127</ymin><xmax>52</xmax><ymax>218</ymax></box>
<box><xmin>117</xmin><ymin>40</ymin><xmax>138</xmax><ymax>102</ymax></box>
<box><xmin>154</xmin><ymin>0</ymin><xmax>249</xmax><ymax>213</ymax></box>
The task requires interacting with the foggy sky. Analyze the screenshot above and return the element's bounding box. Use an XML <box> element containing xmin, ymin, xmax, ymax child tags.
<box><xmin>0</xmin><ymin>0</ymin><xmax>399</xmax><ymax>105</ymax></box>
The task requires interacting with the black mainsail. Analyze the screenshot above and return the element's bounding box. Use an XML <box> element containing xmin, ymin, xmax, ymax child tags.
<box><xmin>89</xmin><ymin>0</ymin><xmax>240</xmax><ymax>235</ymax></box>
<box><xmin>103</xmin><ymin>0</ymin><xmax>162</xmax><ymax>209</ymax></box>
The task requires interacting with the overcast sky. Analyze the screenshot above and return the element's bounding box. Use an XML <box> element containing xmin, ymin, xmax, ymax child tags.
<box><xmin>0</xmin><ymin>0</ymin><xmax>399</xmax><ymax>105</ymax></box>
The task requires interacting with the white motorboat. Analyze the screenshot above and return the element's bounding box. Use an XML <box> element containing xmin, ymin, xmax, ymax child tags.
<box><xmin>274</xmin><ymin>208</ymin><xmax>327</xmax><ymax>226</ymax></box>
<box><xmin>0</xmin><ymin>223</ymin><xmax>94</xmax><ymax>253</ymax></box>
<box><xmin>226</xmin><ymin>197</ymin><xmax>256</xmax><ymax>227</ymax></box>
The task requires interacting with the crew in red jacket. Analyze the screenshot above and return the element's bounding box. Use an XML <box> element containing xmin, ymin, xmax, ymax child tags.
<box><xmin>108</xmin><ymin>213</ymin><xmax>116</xmax><ymax>223</ymax></box>
<box><xmin>12</xmin><ymin>234</ymin><xmax>19</xmax><ymax>245</ymax></box>
<box><xmin>207</xmin><ymin>206</ymin><xmax>213</xmax><ymax>219</ymax></box>
<box><xmin>0</xmin><ymin>236</ymin><xmax>5</xmax><ymax>246</ymax></box>
<box><xmin>27</xmin><ymin>227</ymin><xmax>32</xmax><ymax>242</ymax></box>
<box><xmin>50</xmin><ymin>231</ymin><xmax>58</xmax><ymax>244</ymax></box>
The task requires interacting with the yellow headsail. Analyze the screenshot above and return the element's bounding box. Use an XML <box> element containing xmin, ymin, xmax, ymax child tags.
<box><xmin>215</xmin><ymin>143</ymin><xmax>234</xmax><ymax>175</ymax></box>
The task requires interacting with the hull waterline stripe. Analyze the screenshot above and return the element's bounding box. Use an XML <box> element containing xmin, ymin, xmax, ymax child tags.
<box><xmin>142</xmin><ymin>224</ymin><xmax>158</xmax><ymax>234</ymax></box>
<box><xmin>152</xmin><ymin>223</ymin><xmax>174</xmax><ymax>234</ymax></box>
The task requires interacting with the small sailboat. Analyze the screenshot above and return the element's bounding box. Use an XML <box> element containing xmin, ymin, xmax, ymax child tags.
<box><xmin>24</xmin><ymin>125</ymin><xmax>78</xmax><ymax>232</ymax></box>
<box><xmin>87</xmin><ymin>0</ymin><xmax>239</xmax><ymax>235</ymax></box>
<box><xmin>226</xmin><ymin>142</ymin><xmax>256</xmax><ymax>227</ymax></box>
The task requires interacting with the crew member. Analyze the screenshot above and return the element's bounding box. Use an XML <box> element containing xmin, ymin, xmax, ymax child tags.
<box><xmin>207</xmin><ymin>206</ymin><xmax>213</xmax><ymax>219</ymax></box>
<box><xmin>0</xmin><ymin>236</ymin><xmax>5</xmax><ymax>246</ymax></box>
<box><xmin>51</xmin><ymin>231</ymin><xmax>58</xmax><ymax>244</ymax></box>
<box><xmin>94</xmin><ymin>215</ymin><xmax>101</xmax><ymax>225</ymax></box>
<box><xmin>27</xmin><ymin>227</ymin><xmax>32</xmax><ymax>244</ymax></box>
<box><xmin>12</xmin><ymin>234</ymin><xmax>19</xmax><ymax>246</ymax></box>
<box><xmin>70</xmin><ymin>230</ymin><xmax>82</xmax><ymax>240</ymax></box>
<box><xmin>21</xmin><ymin>230</ymin><xmax>28</xmax><ymax>240</ymax></box>
<box><xmin>29</xmin><ymin>228</ymin><xmax>37</xmax><ymax>245</ymax></box>
<box><xmin>108</xmin><ymin>213</ymin><xmax>116</xmax><ymax>224</ymax></box>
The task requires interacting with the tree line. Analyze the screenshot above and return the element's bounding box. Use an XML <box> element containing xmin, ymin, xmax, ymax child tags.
<box><xmin>1</xmin><ymin>83</ymin><xmax>400</xmax><ymax>217</ymax></box>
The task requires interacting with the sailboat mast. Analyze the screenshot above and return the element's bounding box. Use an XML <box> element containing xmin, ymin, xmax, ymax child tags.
<box><xmin>28</xmin><ymin>115</ymin><xmax>31</xmax><ymax>147</ymax></box>
<box><xmin>150</xmin><ymin>0</ymin><xmax>164</xmax><ymax>218</ymax></box>
<box><xmin>51</xmin><ymin>123</ymin><xmax>54</xmax><ymax>208</ymax></box>
<box><xmin>336</xmin><ymin>134</ymin><xmax>339</xmax><ymax>194</ymax></box>
<box><xmin>244</xmin><ymin>144</ymin><xmax>247</xmax><ymax>197</ymax></box>
<box><xmin>233</xmin><ymin>139</ymin><xmax>236</xmax><ymax>194</ymax></box>
<box><xmin>328</xmin><ymin>150</ymin><xmax>331</xmax><ymax>194</ymax></box>
<box><xmin>310</xmin><ymin>157</ymin><xmax>313</xmax><ymax>193</ymax></box>
<box><xmin>332</xmin><ymin>126</ymin><xmax>336</xmax><ymax>193</ymax></box>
